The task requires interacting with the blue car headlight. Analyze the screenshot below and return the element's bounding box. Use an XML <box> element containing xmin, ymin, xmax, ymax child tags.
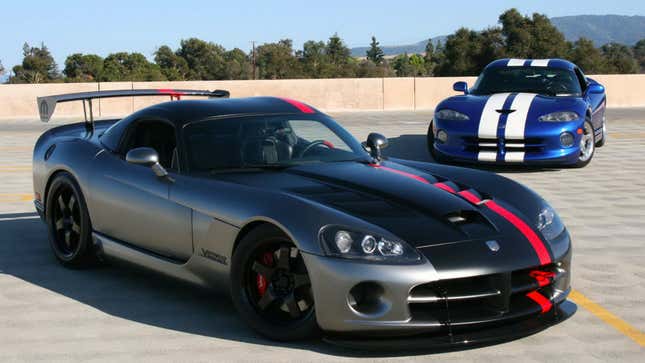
<box><xmin>538</xmin><ymin>111</ymin><xmax>579</xmax><ymax>122</ymax></box>
<box><xmin>435</xmin><ymin>109</ymin><xmax>470</xmax><ymax>121</ymax></box>
<box><xmin>319</xmin><ymin>225</ymin><xmax>421</xmax><ymax>264</ymax></box>
<box><xmin>536</xmin><ymin>202</ymin><xmax>565</xmax><ymax>241</ymax></box>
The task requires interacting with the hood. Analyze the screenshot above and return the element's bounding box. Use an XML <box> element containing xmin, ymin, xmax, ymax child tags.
<box><xmin>217</xmin><ymin>161</ymin><xmax>502</xmax><ymax>246</ymax></box>
<box><xmin>437</xmin><ymin>93</ymin><xmax>586</xmax><ymax>126</ymax></box>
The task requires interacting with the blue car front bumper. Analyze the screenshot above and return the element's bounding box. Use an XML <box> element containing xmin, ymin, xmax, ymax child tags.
<box><xmin>432</xmin><ymin>118</ymin><xmax>584</xmax><ymax>166</ymax></box>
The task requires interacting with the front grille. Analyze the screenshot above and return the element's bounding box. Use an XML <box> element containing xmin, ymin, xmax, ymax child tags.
<box><xmin>408</xmin><ymin>264</ymin><xmax>564</xmax><ymax>328</ymax></box>
<box><xmin>463</xmin><ymin>137</ymin><xmax>545</xmax><ymax>154</ymax></box>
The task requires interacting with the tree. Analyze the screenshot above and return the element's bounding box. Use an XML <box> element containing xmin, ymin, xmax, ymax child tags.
<box><xmin>256</xmin><ymin>39</ymin><xmax>300</xmax><ymax>79</ymax></box>
<box><xmin>11</xmin><ymin>42</ymin><xmax>60</xmax><ymax>83</ymax></box>
<box><xmin>601</xmin><ymin>43</ymin><xmax>638</xmax><ymax>74</ymax></box>
<box><xmin>499</xmin><ymin>9</ymin><xmax>532</xmax><ymax>58</ymax></box>
<box><xmin>299</xmin><ymin>40</ymin><xmax>331</xmax><ymax>78</ymax></box>
<box><xmin>154</xmin><ymin>45</ymin><xmax>189</xmax><ymax>81</ymax></box>
<box><xmin>63</xmin><ymin>53</ymin><xmax>103</xmax><ymax>82</ymax></box>
<box><xmin>324</xmin><ymin>34</ymin><xmax>355</xmax><ymax>77</ymax></box>
<box><xmin>0</xmin><ymin>60</ymin><xmax>4</xmax><ymax>76</ymax></box>
<box><xmin>528</xmin><ymin>13</ymin><xmax>569</xmax><ymax>58</ymax></box>
<box><xmin>634</xmin><ymin>39</ymin><xmax>645</xmax><ymax>73</ymax></box>
<box><xmin>434</xmin><ymin>28</ymin><xmax>482</xmax><ymax>76</ymax></box>
<box><xmin>223</xmin><ymin>48</ymin><xmax>252</xmax><ymax>80</ymax></box>
<box><xmin>101</xmin><ymin>52</ymin><xmax>165</xmax><ymax>81</ymax></box>
<box><xmin>176</xmin><ymin>38</ymin><xmax>227</xmax><ymax>80</ymax></box>
<box><xmin>366</xmin><ymin>36</ymin><xmax>384</xmax><ymax>64</ymax></box>
<box><xmin>569</xmin><ymin>38</ymin><xmax>606</xmax><ymax>74</ymax></box>
<box><xmin>423</xmin><ymin>40</ymin><xmax>436</xmax><ymax>75</ymax></box>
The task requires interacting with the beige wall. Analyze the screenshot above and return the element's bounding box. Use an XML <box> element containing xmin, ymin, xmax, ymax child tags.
<box><xmin>0</xmin><ymin>75</ymin><xmax>642</xmax><ymax>120</ymax></box>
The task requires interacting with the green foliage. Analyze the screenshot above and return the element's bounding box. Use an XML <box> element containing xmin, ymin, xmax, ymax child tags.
<box><xmin>101</xmin><ymin>52</ymin><xmax>165</xmax><ymax>82</ymax></box>
<box><xmin>223</xmin><ymin>48</ymin><xmax>253</xmax><ymax>80</ymax></box>
<box><xmin>0</xmin><ymin>60</ymin><xmax>4</xmax><ymax>76</ymax></box>
<box><xmin>177</xmin><ymin>38</ymin><xmax>227</xmax><ymax>80</ymax></box>
<box><xmin>256</xmin><ymin>39</ymin><xmax>301</xmax><ymax>79</ymax></box>
<box><xmin>63</xmin><ymin>53</ymin><xmax>104</xmax><ymax>82</ymax></box>
<box><xmin>6</xmin><ymin>13</ymin><xmax>644</xmax><ymax>84</ymax></box>
<box><xmin>633</xmin><ymin>39</ymin><xmax>645</xmax><ymax>73</ymax></box>
<box><xmin>366</xmin><ymin>36</ymin><xmax>384</xmax><ymax>64</ymax></box>
<box><xmin>299</xmin><ymin>40</ymin><xmax>330</xmax><ymax>78</ymax></box>
<box><xmin>601</xmin><ymin>43</ymin><xmax>638</xmax><ymax>74</ymax></box>
<box><xmin>10</xmin><ymin>42</ymin><xmax>60</xmax><ymax>83</ymax></box>
<box><xmin>154</xmin><ymin>45</ymin><xmax>189</xmax><ymax>81</ymax></box>
<box><xmin>569</xmin><ymin>38</ymin><xmax>606</xmax><ymax>74</ymax></box>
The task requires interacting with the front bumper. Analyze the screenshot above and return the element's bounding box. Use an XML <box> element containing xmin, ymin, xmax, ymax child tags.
<box><xmin>432</xmin><ymin>118</ymin><xmax>583</xmax><ymax>165</ymax></box>
<box><xmin>303</xmin><ymin>243</ymin><xmax>572</xmax><ymax>345</ymax></box>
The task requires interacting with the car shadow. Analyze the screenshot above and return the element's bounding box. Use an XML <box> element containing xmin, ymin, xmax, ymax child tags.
<box><xmin>0</xmin><ymin>212</ymin><xmax>573</xmax><ymax>357</ymax></box>
<box><xmin>384</xmin><ymin>134</ymin><xmax>562</xmax><ymax>173</ymax></box>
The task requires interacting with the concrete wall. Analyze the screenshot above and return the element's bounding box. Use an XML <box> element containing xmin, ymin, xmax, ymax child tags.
<box><xmin>0</xmin><ymin>75</ymin><xmax>642</xmax><ymax>120</ymax></box>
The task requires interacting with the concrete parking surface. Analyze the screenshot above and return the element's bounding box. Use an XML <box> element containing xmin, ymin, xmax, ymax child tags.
<box><xmin>0</xmin><ymin>109</ymin><xmax>644</xmax><ymax>362</ymax></box>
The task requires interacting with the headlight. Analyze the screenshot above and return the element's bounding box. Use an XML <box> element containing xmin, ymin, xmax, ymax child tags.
<box><xmin>538</xmin><ymin>111</ymin><xmax>579</xmax><ymax>122</ymax></box>
<box><xmin>320</xmin><ymin>226</ymin><xmax>421</xmax><ymax>264</ymax></box>
<box><xmin>536</xmin><ymin>203</ymin><xmax>565</xmax><ymax>241</ymax></box>
<box><xmin>435</xmin><ymin>109</ymin><xmax>470</xmax><ymax>121</ymax></box>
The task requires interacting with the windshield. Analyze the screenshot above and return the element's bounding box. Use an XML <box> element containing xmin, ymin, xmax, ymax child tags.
<box><xmin>471</xmin><ymin>67</ymin><xmax>582</xmax><ymax>97</ymax></box>
<box><xmin>183</xmin><ymin>114</ymin><xmax>369</xmax><ymax>172</ymax></box>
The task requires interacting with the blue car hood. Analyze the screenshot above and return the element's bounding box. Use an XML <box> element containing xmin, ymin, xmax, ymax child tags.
<box><xmin>437</xmin><ymin>93</ymin><xmax>586</xmax><ymax>123</ymax></box>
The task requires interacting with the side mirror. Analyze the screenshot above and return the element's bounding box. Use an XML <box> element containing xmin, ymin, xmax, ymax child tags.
<box><xmin>453</xmin><ymin>81</ymin><xmax>468</xmax><ymax>94</ymax></box>
<box><xmin>365</xmin><ymin>133</ymin><xmax>389</xmax><ymax>163</ymax></box>
<box><xmin>126</xmin><ymin>147</ymin><xmax>169</xmax><ymax>178</ymax></box>
<box><xmin>587</xmin><ymin>83</ymin><xmax>605</xmax><ymax>94</ymax></box>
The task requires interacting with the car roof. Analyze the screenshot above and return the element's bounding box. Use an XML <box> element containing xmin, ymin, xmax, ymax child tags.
<box><xmin>137</xmin><ymin>96</ymin><xmax>320</xmax><ymax>125</ymax></box>
<box><xmin>485</xmin><ymin>58</ymin><xmax>577</xmax><ymax>71</ymax></box>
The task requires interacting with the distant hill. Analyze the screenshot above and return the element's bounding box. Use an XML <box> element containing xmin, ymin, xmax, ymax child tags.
<box><xmin>550</xmin><ymin>15</ymin><xmax>645</xmax><ymax>46</ymax></box>
<box><xmin>350</xmin><ymin>14</ymin><xmax>645</xmax><ymax>57</ymax></box>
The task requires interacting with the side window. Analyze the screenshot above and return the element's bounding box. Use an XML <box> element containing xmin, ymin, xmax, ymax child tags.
<box><xmin>574</xmin><ymin>68</ymin><xmax>588</xmax><ymax>92</ymax></box>
<box><xmin>122</xmin><ymin>120</ymin><xmax>179</xmax><ymax>171</ymax></box>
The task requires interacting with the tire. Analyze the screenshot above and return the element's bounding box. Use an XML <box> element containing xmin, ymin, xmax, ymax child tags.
<box><xmin>230</xmin><ymin>224</ymin><xmax>319</xmax><ymax>341</ymax></box>
<box><xmin>595</xmin><ymin>116</ymin><xmax>607</xmax><ymax>147</ymax></box>
<box><xmin>573</xmin><ymin>121</ymin><xmax>595</xmax><ymax>168</ymax></box>
<box><xmin>427</xmin><ymin>120</ymin><xmax>445</xmax><ymax>163</ymax></box>
<box><xmin>45</xmin><ymin>172</ymin><xmax>97</xmax><ymax>268</ymax></box>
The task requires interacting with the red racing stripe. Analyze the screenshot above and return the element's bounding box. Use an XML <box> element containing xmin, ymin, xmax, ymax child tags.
<box><xmin>526</xmin><ymin>291</ymin><xmax>552</xmax><ymax>313</ymax></box>
<box><xmin>485</xmin><ymin>200</ymin><xmax>552</xmax><ymax>265</ymax></box>
<box><xmin>368</xmin><ymin>164</ymin><xmax>552</xmax><ymax>265</ymax></box>
<box><xmin>279</xmin><ymin>98</ymin><xmax>315</xmax><ymax>113</ymax></box>
<box><xmin>433</xmin><ymin>182</ymin><xmax>456</xmax><ymax>193</ymax></box>
<box><xmin>369</xmin><ymin>165</ymin><xmax>431</xmax><ymax>184</ymax></box>
<box><xmin>457</xmin><ymin>190</ymin><xmax>482</xmax><ymax>204</ymax></box>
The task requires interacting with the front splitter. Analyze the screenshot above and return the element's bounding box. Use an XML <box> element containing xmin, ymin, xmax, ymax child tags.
<box><xmin>323</xmin><ymin>300</ymin><xmax>576</xmax><ymax>352</ymax></box>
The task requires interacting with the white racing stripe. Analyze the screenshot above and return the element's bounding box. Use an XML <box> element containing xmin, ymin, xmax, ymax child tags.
<box><xmin>507</xmin><ymin>59</ymin><xmax>526</xmax><ymax>66</ymax></box>
<box><xmin>478</xmin><ymin>151</ymin><xmax>498</xmax><ymax>162</ymax></box>
<box><xmin>477</xmin><ymin>92</ymin><xmax>511</xmax><ymax>162</ymax></box>
<box><xmin>478</xmin><ymin>93</ymin><xmax>511</xmax><ymax>139</ymax></box>
<box><xmin>504</xmin><ymin>93</ymin><xmax>536</xmax><ymax>140</ymax></box>
<box><xmin>504</xmin><ymin>152</ymin><xmax>525</xmax><ymax>162</ymax></box>
<box><xmin>530</xmin><ymin>59</ymin><xmax>550</xmax><ymax>67</ymax></box>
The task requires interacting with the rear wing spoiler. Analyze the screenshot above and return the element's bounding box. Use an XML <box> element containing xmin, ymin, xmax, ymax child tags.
<box><xmin>37</xmin><ymin>88</ymin><xmax>230</xmax><ymax>123</ymax></box>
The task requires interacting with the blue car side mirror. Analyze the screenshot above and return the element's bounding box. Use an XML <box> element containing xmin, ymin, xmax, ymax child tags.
<box><xmin>453</xmin><ymin>81</ymin><xmax>468</xmax><ymax>94</ymax></box>
<box><xmin>587</xmin><ymin>84</ymin><xmax>605</xmax><ymax>94</ymax></box>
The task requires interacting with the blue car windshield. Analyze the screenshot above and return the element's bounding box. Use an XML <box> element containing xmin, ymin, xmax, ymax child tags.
<box><xmin>184</xmin><ymin>114</ymin><xmax>370</xmax><ymax>172</ymax></box>
<box><xmin>471</xmin><ymin>67</ymin><xmax>582</xmax><ymax>97</ymax></box>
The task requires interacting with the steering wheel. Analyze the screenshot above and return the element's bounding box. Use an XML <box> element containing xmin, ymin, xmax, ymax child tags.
<box><xmin>297</xmin><ymin>140</ymin><xmax>333</xmax><ymax>157</ymax></box>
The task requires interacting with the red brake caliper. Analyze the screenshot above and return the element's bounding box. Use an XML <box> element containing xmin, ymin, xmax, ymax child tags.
<box><xmin>256</xmin><ymin>252</ymin><xmax>274</xmax><ymax>296</ymax></box>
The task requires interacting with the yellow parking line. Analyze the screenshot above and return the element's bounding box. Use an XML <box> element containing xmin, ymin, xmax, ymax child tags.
<box><xmin>0</xmin><ymin>193</ymin><xmax>33</xmax><ymax>202</ymax></box>
<box><xmin>570</xmin><ymin>289</ymin><xmax>645</xmax><ymax>347</ymax></box>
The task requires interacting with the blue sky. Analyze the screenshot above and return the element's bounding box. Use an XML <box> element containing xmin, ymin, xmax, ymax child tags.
<box><xmin>1</xmin><ymin>0</ymin><xmax>643</xmax><ymax>74</ymax></box>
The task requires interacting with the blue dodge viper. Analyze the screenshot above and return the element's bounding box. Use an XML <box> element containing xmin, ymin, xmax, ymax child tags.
<box><xmin>428</xmin><ymin>58</ymin><xmax>607</xmax><ymax>167</ymax></box>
